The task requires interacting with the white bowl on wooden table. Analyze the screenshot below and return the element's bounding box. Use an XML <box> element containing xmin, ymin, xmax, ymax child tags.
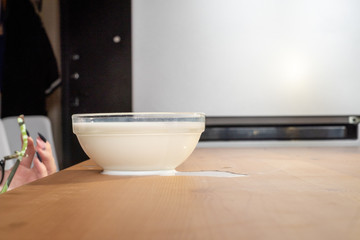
<box><xmin>72</xmin><ymin>112</ymin><xmax>205</xmax><ymax>175</ymax></box>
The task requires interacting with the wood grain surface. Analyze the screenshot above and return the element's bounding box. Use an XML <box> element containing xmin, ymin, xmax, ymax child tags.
<box><xmin>0</xmin><ymin>147</ymin><xmax>359</xmax><ymax>240</ymax></box>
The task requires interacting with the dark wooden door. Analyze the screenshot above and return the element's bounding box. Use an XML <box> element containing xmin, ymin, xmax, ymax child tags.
<box><xmin>61</xmin><ymin>0</ymin><xmax>132</xmax><ymax>168</ymax></box>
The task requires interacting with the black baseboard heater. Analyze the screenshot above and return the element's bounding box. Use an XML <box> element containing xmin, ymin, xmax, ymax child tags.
<box><xmin>200</xmin><ymin>116</ymin><xmax>360</xmax><ymax>141</ymax></box>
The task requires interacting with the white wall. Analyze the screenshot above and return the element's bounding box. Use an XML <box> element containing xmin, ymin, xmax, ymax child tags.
<box><xmin>132</xmin><ymin>0</ymin><xmax>360</xmax><ymax>116</ymax></box>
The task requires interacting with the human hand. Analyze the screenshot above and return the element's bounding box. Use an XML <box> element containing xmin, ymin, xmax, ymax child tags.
<box><xmin>3</xmin><ymin>135</ymin><xmax>56</xmax><ymax>191</ymax></box>
<box><xmin>35</xmin><ymin>133</ymin><xmax>57</xmax><ymax>175</ymax></box>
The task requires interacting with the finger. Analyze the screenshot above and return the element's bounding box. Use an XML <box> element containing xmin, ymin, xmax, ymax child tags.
<box><xmin>20</xmin><ymin>137</ymin><xmax>35</xmax><ymax>168</ymax></box>
<box><xmin>36</xmin><ymin>139</ymin><xmax>57</xmax><ymax>175</ymax></box>
<box><xmin>32</xmin><ymin>157</ymin><xmax>48</xmax><ymax>179</ymax></box>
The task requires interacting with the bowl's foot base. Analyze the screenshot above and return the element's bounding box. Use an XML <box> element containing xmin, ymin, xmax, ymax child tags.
<box><xmin>102</xmin><ymin>169</ymin><xmax>176</xmax><ymax>176</ymax></box>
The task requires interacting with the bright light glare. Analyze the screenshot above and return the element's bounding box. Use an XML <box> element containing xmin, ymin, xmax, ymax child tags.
<box><xmin>281</xmin><ymin>56</ymin><xmax>310</xmax><ymax>84</ymax></box>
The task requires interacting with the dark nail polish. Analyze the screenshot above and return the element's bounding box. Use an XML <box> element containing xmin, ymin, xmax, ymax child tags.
<box><xmin>36</xmin><ymin>152</ymin><xmax>42</xmax><ymax>162</ymax></box>
<box><xmin>38</xmin><ymin>133</ymin><xmax>47</xmax><ymax>143</ymax></box>
<box><xmin>26</xmin><ymin>130</ymin><xmax>30</xmax><ymax>137</ymax></box>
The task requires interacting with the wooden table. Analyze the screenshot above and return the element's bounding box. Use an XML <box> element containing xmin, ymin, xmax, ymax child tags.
<box><xmin>1</xmin><ymin>147</ymin><xmax>360</xmax><ymax>240</ymax></box>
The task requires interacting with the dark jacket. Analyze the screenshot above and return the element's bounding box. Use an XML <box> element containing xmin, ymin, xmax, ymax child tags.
<box><xmin>1</xmin><ymin>0</ymin><xmax>59</xmax><ymax>117</ymax></box>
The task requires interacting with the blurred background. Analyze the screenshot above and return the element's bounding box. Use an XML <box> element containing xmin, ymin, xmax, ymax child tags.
<box><xmin>2</xmin><ymin>0</ymin><xmax>359</xmax><ymax>169</ymax></box>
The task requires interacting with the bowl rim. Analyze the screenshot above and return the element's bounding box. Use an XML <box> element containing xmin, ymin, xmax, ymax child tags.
<box><xmin>72</xmin><ymin>112</ymin><xmax>205</xmax><ymax>118</ymax></box>
<box><xmin>72</xmin><ymin>112</ymin><xmax>206</xmax><ymax>123</ymax></box>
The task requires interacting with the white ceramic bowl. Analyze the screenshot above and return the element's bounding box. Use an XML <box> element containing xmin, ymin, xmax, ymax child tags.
<box><xmin>72</xmin><ymin>112</ymin><xmax>205</xmax><ymax>175</ymax></box>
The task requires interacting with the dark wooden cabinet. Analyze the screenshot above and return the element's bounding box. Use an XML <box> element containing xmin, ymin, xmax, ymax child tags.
<box><xmin>61</xmin><ymin>0</ymin><xmax>132</xmax><ymax>168</ymax></box>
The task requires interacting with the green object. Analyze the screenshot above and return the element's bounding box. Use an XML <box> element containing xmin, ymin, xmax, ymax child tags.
<box><xmin>0</xmin><ymin>115</ymin><xmax>28</xmax><ymax>193</ymax></box>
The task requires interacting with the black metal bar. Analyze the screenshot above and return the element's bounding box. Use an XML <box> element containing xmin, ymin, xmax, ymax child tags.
<box><xmin>201</xmin><ymin>125</ymin><xmax>358</xmax><ymax>141</ymax></box>
<box><xmin>206</xmin><ymin>116</ymin><xmax>359</xmax><ymax>126</ymax></box>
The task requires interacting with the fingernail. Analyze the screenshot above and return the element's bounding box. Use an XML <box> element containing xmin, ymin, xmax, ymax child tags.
<box><xmin>36</xmin><ymin>138</ymin><xmax>46</xmax><ymax>150</ymax></box>
<box><xmin>26</xmin><ymin>130</ymin><xmax>30</xmax><ymax>136</ymax></box>
<box><xmin>38</xmin><ymin>133</ymin><xmax>47</xmax><ymax>143</ymax></box>
<box><xmin>36</xmin><ymin>152</ymin><xmax>43</xmax><ymax>162</ymax></box>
